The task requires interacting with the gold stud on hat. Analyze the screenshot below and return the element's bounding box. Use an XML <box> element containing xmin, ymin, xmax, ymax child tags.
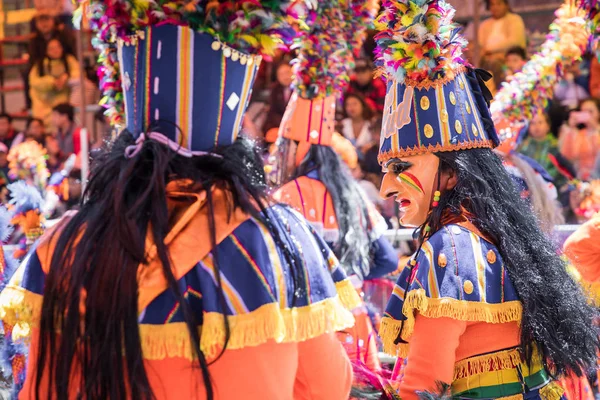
<box><xmin>424</xmin><ymin>124</ymin><xmax>434</xmax><ymax>138</ymax></box>
<box><xmin>455</xmin><ymin>120</ymin><xmax>462</xmax><ymax>134</ymax></box>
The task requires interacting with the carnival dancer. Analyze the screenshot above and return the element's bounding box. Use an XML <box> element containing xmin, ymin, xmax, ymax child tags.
<box><xmin>0</xmin><ymin>1</ymin><xmax>360</xmax><ymax>398</ymax></box>
<box><xmin>375</xmin><ymin>0</ymin><xmax>599</xmax><ymax>399</ymax></box>
<box><xmin>271</xmin><ymin>0</ymin><xmax>399</xmax><ymax>372</ymax></box>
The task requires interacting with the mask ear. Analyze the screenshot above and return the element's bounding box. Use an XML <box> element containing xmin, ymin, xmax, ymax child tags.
<box><xmin>444</xmin><ymin>168</ymin><xmax>458</xmax><ymax>191</ymax></box>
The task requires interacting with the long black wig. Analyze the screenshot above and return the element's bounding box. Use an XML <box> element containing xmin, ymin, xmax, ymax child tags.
<box><xmin>34</xmin><ymin>131</ymin><xmax>304</xmax><ymax>400</ymax></box>
<box><xmin>278</xmin><ymin>139</ymin><xmax>374</xmax><ymax>280</ymax></box>
<box><xmin>423</xmin><ymin>147</ymin><xmax>599</xmax><ymax>376</ymax></box>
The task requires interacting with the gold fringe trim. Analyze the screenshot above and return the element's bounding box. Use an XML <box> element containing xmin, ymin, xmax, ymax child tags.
<box><xmin>335</xmin><ymin>279</ymin><xmax>362</xmax><ymax>311</ymax></box>
<box><xmin>498</xmin><ymin>395</ymin><xmax>523</xmax><ymax>400</ymax></box>
<box><xmin>379</xmin><ymin>289</ymin><xmax>522</xmax><ymax>357</ymax></box>
<box><xmin>379</xmin><ymin>316</ymin><xmax>409</xmax><ymax>357</ymax></box>
<box><xmin>540</xmin><ymin>382</ymin><xmax>565</xmax><ymax>400</ymax></box>
<box><xmin>143</xmin><ymin>295</ymin><xmax>355</xmax><ymax>361</ymax></box>
<box><xmin>453</xmin><ymin>348</ymin><xmax>523</xmax><ymax>380</ymax></box>
<box><xmin>0</xmin><ymin>285</ymin><xmax>355</xmax><ymax>362</ymax></box>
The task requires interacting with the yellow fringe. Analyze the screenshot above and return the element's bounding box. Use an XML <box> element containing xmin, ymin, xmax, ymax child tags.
<box><xmin>498</xmin><ymin>395</ymin><xmax>523</xmax><ymax>400</ymax></box>
<box><xmin>0</xmin><ymin>284</ymin><xmax>355</xmax><ymax>362</ymax></box>
<box><xmin>379</xmin><ymin>289</ymin><xmax>522</xmax><ymax>357</ymax></box>
<box><xmin>540</xmin><ymin>382</ymin><xmax>565</xmax><ymax>400</ymax></box>
<box><xmin>335</xmin><ymin>278</ymin><xmax>363</xmax><ymax>311</ymax></box>
<box><xmin>453</xmin><ymin>348</ymin><xmax>523</xmax><ymax>380</ymax></box>
<box><xmin>139</xmin><ymin>295</ymin><xmax>355</xmax><ymax>361</ymax></box>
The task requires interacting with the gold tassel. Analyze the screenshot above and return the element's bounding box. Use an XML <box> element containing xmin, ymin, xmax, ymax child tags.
<box><xmin>540</xmin><ymin>382</ymin><xmax>565</xmax><ymax>400</ymax></box>
<box><xmin>498</xmin><ymin>395</ymin><xmax>523</xmax><ymax>400</ymax></box>
<box><xmin>378</xmin><ymin>316</ymin><xmax>409</xmax><ymax>357</ymax></box>
<box><xmin>335</xmin><ymin>279</ymin><xmax>362</xmax><ymax>311</ymax></box>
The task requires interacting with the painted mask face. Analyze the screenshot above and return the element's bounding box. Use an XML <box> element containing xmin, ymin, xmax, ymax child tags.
<box><xmin>380</xmin><ymin>153</ymin><xmax>440</xmax><ymax>227</ymax></box>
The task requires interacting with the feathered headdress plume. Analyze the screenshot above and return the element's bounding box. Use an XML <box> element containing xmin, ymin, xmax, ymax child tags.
<box><xmin>374</xmin><ymin>0</ymin><xmax>468</xmax><ymax>84</ymax></box>
<box><xmin>580</xmin><ymin>0</ymin><xmax>600</xmax><ymax>58</ymax></box>
<box><xmin>75</xmin><ymin>0</ymin><xmax>302</xmax><ymax>127</ymax></box>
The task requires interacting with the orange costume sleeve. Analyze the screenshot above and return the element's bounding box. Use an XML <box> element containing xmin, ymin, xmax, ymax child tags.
<box><xmin>398</xmin><ymin>316</ymin><xmax>466</xmax><ymax>400</ymax></box>
<box><xmin>564</xmin><ymin>213</ymin><xmax>600</xmax><ymax>283</ymax></box>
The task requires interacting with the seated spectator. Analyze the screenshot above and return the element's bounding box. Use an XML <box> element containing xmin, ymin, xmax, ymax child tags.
<box><xmin>25</xmin><ymin>10</ymin><xmax>76</xmax><ymax>109</ymax></box>
<box><xmin>25</xmin><ymin>118</ymin><xmax>46</xmax><ymax>145</ymax></box>
<box><xmin>555</xmin><ymin>64</ymin><xmax>589</xmax><ymax>110</ymax></box>
<box><xmin>51</xmin><ymin>103</ymin><xmax>81</xmax><ymax>156</ymax></box>
<box><xmin>478</xmin><ymin>0</ymin><xmax>526</xmax><ymax>87</ymax></box>
<box><xmin>0</xmin><ymin>114</ymin><xmax>17</xmax><ymax>149</ymax></box>
<box><xmin>11</xmin><ymin>118</ymin><xmax>46</xmax><ymax>149</ymax></box>
<box><xmin>262</xmin><ymin>62</ymin><xmax>293</xmax><ymax>134</ymax></box>
<box><xmin>29</xmin><ymin>38</ymin><xmax>79</xmax><ymax>126</ymax></box>
<box><xmin>519</xmin><ymin>111</ymin><xmax>576</xmax><ymax>210</ymax></box>
<box><xmin>346</xmin><ymin>58</ymin><xmax>386</xmax><ymax>114</ymax></box>
<box><xmin>340</xmin><ymin>93</ymin><xmax>373</xmax><ymax>151</ymax></box>
<box><xmin>559</xmin><ymin>98</ymin><xmax>600</xmax><ymax>180</ymax></box>
<box><xmin>505</xmin><ymin>46</ymin><xmax>527</xmax><ymax>77</ymax></box>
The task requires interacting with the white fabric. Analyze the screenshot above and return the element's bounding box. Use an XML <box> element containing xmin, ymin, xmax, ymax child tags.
<box><xmin>341</xmin><ymin>118</ymin><xmax>371</xmax><ymax>149</ymax></box>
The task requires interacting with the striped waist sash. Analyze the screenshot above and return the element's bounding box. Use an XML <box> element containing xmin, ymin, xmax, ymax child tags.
<box><xmin>451</xmin><ymin>347</ymin><xmax>564</xmax><ymax>400</ymax></box>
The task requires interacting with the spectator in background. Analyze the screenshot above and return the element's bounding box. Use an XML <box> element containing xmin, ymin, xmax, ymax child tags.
<box><xmin>505</xmin><ymin>46</ymin><xmax>527</xmax><ymax>77</ymax></box>
<box><xmin>0</xmin><ymin>114</ymin><xmax>16</xmax><ymax>149</ymax></box>
<box><xmin>25</xmin><ymin>118</ymin><xmax>46</xmax><ymax>145</ymax></box>
<box><xmin>346</xmin><ymin>58</ymin><xmax>386</xmax><ymax>114</ymax></box>
<box><xmin>52</xmin><ymin>103</ymin><xmax>81</xmax><ymax>156</ymax></box>
<box><xmin>30</xmin><ymin>38</ymin><xmax>80</xmax><ymax>126</ymax></box>
<box><xmin>44</xmin><ymin>134</ymin><xmax>63</xmax><ymax>174</ymax></box>
<box><xmin>555</xmin><ymin>63</ymin><xmax>590</xmax><ymax>110</ymax></box>
<box><xmin>478</xmin><ymin>0</ymin><xmax>526</xmax><ymax>88</ymax></box>
<box><xmin>340</xmin><ymin>93</ymin><xmax>373</xmax><ymax>151</ymax></box>
<box><xmin>519</xmin><ymin>111</ymin><xmax>575</xmax><ymax>193</ymax></box>
<box><xmin>25</xmin><ymin>10</ymin><xmax>76</xmax><ymax>110</ymax></box>
<box><xmin>262</xmin><ymin>63</ymin><xmax>293</xmax><ymax>134</ymax></box>
<box><xmin>560</xmin><ymin>98</ymin><xmax>600</xmax><ymax>180</ymax></box>
<box><xmin>11</xmin><ymin>118</ymin><xmax>46</xmax><ymax>149</ymax></box>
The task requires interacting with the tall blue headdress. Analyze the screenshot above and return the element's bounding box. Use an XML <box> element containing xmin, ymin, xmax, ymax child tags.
<box><xmin>374</xmin><ymin>0</ymin><xmax>500</xmax><ymax>164</ymax></box>
<box><xmin>79</xmin><ymin>0</ymin><xmax>297</xmax><ymax>153</ymax></box>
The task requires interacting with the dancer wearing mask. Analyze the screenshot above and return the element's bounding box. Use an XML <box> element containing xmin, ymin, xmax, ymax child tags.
<box><xmin>375</xmin><ymin>0</ymin><xmax>599</xmax><ymax>398</ymax></box>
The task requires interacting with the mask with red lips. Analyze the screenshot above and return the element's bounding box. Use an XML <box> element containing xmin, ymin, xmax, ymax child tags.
<box><xmin>380</xmin><ymin>153</ymin><xmax>440</xmax><ymax>227</ymax></box>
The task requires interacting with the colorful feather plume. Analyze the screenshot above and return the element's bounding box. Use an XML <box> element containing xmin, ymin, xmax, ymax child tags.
<box><xmin>75</xmin><ymin>0</ymin><xmax>302</xmax><ymax>127</ymax></box>
<box><xmin>292</xmin><ymin>0</ymin><xmax>377</xmax><ymax>99</ymax></box>
<box><xmin>7</xmin><ymin>181</ymin><xmax>44</xmax><ymax>217</ymax></box>
<box><xmin>7</xmin><ymin>141</ymin><xmax>49</xmax><ymax>194</ymax></box>
<box><xmin>340</xmin><ymin>0</ymin><xmax>378</xmax><ymax>59</ymax></box>
<box><xmin>373</xmin><ymin>0</ymin><xmax>468</xmax><ymax>84</ymax></box>
<box><xmin>291</xmin><ymin>0</ymin><xmax>349</xmax><ymax>99</ymax></box>
<box><xmin>0</xmin><ymin>206</ymin><xmax>13</xmax><ymax>246</ymax></box>
<box><xmin>580</xmin><ymin>0</ymin><xmax>600</xmax><ymax>58</ymax></box>
<box><xmin>490</xmin><ymin>1</ymin><xmax>588</xmax><ymax>132</ymax></box>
